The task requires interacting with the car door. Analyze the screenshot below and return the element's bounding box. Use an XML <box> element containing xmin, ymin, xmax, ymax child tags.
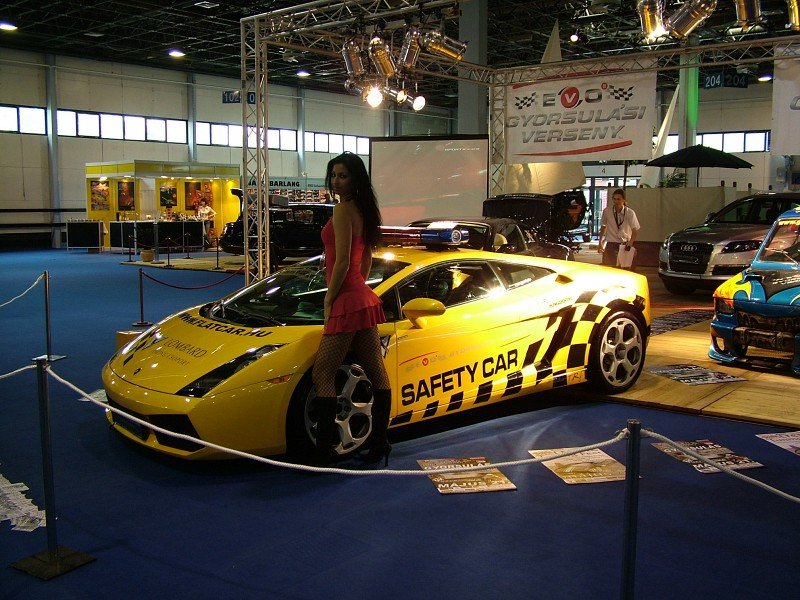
<box><xmin>388</xmin><ymin>259</ymin><xmax>539</xmax><ymax>425</ymax></box>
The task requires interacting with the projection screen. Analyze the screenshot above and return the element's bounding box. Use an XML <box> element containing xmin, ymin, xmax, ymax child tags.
<box><xmin>369</xmin><ymin>136</ymin><xmax>489</xmax><ymax>225</ymax></box>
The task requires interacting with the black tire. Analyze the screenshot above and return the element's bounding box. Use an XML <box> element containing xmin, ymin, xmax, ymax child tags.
<box><xmin>662</xmin><ymin>278</ymin><xmax>695</xmax><ymax>296</ymax></box>
<box><xmin>286</xmin><ymin>364</ymin><xmax>375</xmax><ymax>463</ymax></box>
<box><xmin>587</xmin><ymin>310</ymin><xmax>647</xmax><ymax>393</ymax></box>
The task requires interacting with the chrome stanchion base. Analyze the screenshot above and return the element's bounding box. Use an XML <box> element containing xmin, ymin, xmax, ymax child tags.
<box><xmin>12</xmin><ymin>546</ymin><xmax>96</xmax><ymax>581</ymax></box>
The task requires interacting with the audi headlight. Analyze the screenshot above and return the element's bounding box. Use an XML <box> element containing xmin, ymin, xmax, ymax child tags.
<box><xmin>721</xmin><ymin>240</ymin><xmax>761</xmax><ymax>254</ymax></box>
<box><xmin>177</xmin><ymin>344</ymin><xmax>284</xmax><ymax>397</ymax></box>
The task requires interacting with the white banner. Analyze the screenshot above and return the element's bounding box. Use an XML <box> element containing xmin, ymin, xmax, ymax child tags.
<box><xmin>505</xmin><ymin>70</ymin><xmax>657</xmax><ymax>162</ymax></box>
<box><xmin>770</xmin><ymin>46</ymin><xmax>800</xmax><ymax>156</ymax></box>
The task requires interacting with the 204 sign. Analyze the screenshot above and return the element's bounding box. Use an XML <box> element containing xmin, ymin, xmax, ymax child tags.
<box><xmin>702</xmin><ymin>70</ymin><xmax>748</xmax><ymax>89</ymax></box>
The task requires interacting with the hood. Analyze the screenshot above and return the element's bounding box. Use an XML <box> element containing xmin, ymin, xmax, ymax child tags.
<box><xmin>668</xmin><ymin>223</ymin><xmax>768</xmax><ymax>245</ymax></box>
<box><xmin>108</xmin><ymin>309</ymin><xmax>311</xmax><ymax>394</ymax></box>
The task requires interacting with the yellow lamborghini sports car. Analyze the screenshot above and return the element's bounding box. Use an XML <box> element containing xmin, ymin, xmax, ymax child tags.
<box><xmin>103</xmin><ymin>227</ymin><xmax>651</xmax><ymax>461</ymax></box>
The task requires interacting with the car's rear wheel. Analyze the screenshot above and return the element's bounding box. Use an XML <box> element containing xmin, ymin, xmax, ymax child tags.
<box><xmin>588</xmin><ymin>310</ymin><xmax>646</xmax><ymax>393</ymax></box>
<box><xmin>286</xmin><ymin>363</ymin><xmax>375</xmax><ymax>463</ymax></box>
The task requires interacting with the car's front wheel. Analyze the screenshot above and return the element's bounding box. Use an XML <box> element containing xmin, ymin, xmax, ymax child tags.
<box><xmin>588</xmin><ymin>310</ymin><xmax>647</xmax><ymax>393</ymax></box>
<box><xmin>286</xmin><ymin>364</ymin><xmax>376</xmax><ymax>463</ymax></box>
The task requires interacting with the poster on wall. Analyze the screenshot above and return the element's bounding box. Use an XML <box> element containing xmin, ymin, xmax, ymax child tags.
<box><xmin>90</xmin><ymin>179</ymin><xmax>110</xmax><ymax>211</ymax></box>
<box><xmin>184</xmin><ymin>181</ymin><xmax>213</xmax><ymax>212</ymax></box>
<box><xmin>117</xmin><ymin>181</ymin><xmax>135</xmax><ymax>211</ymax></box>
<box><xmin>159</xmin><ymin>185</ymin><xmax>177</xmax><ymax>207</ymax></box>
<box><xmin>770</xmin><ymin>45</ymin><xmax>800</xmax><ymax>156</ymax></box>
<box><xmin>505</xmin><ymin>68</ymin><xmax>657</xmax><ymax>162</ymax></box>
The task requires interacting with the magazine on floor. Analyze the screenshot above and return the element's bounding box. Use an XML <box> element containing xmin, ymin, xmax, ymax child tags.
<box><xmin>417</xmin><ymin>457</ymin><xmax>516</xmax><ymax>494</ymax></box>
<box><xmin>528</xmin><ymin>448</ymin><xmax>626</xmax><ymax>484</ymax></box>
<box><xmin>647</xmin><ymin>363</ymin><xmax>746</xmax><ymax>385</ymax></box>
<box><xmin>756</xmin><ymin>431</ymin><xmax>800</xmax><ymax>456</ymax></box>
<box><xmin>652</xmin><ymin>438</ymin><xmax>763</xmax><ymax>473</ymax></box>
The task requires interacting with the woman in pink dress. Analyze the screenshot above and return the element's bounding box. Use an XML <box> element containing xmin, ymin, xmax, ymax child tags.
<box><xmin>311</xmin><ymin>153</ymin><xmax>392</xmax><ymax>466</ymax></box>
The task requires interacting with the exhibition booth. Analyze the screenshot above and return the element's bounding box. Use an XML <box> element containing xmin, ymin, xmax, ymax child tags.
<box><xmin>80</xmin><ymin>160</ymin><xmax>241</xmax><ymax>252</ymax></box>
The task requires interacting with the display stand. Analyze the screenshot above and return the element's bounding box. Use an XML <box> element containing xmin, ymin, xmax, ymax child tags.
<box><xmin>66</xmin><ymin>221</ymin><xmax>104</xmax><ymax>251</ymax></box>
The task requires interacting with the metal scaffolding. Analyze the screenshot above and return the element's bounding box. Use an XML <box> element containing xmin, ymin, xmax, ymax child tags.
<box><xmin>241</xmin><ymin>0</ymin><xmax>800</xmax><ymax>282</ymax></box>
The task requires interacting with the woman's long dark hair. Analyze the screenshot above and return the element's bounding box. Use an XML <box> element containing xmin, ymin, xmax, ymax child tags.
<box><xmin>325</xmin><ymin>152</ymin><xmax>383</xmax><ymax>248</ymax></box>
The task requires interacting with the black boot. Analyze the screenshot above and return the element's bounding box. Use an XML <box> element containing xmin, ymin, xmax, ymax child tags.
<box><xmin>361</xmin><ymin>389</ymin><xmax>392</xmax><ymax>467</ymax></box>
<box><xmin>312</xmin><ymin>396</ymin><xmax>338</xmax><ymax>466</ymax></box>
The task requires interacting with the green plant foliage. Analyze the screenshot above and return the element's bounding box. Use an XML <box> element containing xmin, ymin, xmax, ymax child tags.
<box><xmin>659</xmin><ymin>170</ymin><xmax>687</xmax><ymax>188</ymax></box>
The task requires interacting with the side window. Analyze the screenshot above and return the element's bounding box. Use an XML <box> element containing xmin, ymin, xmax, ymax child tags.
<box><xmin>493</xmin><ymin>262</ymin><xmax>554</xmax><ymax>289</ymax></box>
<box><xmin>499</xmin><ymin>224</ymin><xmax>526</xmax><ymax>251</ymax></box>
<box><xmin>396</xmin><ymin>262</ymin><xmax>500</xmax><ymax>309</ymax></box>
<box><xmin>715</xmin><ymin>199</ymin><xmax>753</xmax><ymax>223</ymax></box>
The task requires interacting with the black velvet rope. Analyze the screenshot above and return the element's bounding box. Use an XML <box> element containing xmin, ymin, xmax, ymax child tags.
<box><xmin>141</xmin><ymin>267</ymin><xmax>244</xmax><ymax>290</ymax></box>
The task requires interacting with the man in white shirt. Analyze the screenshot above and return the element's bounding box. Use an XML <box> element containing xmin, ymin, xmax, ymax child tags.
<box><xmin>597</xmin><ymin>188</ymin><xmax>640</xmax><ymax>269</ymax></box>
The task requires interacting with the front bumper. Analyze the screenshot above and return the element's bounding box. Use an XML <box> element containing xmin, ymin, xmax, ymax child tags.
<box><xmin>709</xmin><ymin>316</ymin><xmax>800</xmax><ymax>376</ymax></box>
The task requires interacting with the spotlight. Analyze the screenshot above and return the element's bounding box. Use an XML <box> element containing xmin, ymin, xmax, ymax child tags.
<box><xmin>569</xmin><ymin>30</ymin><xmax>580</xmax><ymax>43</ymax></box>
<box><xmin>398</xmin><ymin>27</ymin><xmax>422</xmax><ymax>71</ymax></box>
<box><xmin>410</xmin><ymin>95</ymin><xmax>426</xmax><ymax>111</ymax></box>
<box><xmin>665</xmin><ymin>0</ymin><xmax>718</xmax><ymax>40</ymax></box>
<box><xmin>383</xmin><ymin>86</ymin><xmax>409</xmax><ymax>104</ymax></box>
<box><xmin>341</xmin><ymin>38</ymin><xmax>366</xmax><ymax>78</ymax></box>
<box><xmin>757</xmin><ymin>72</ymin><xmax>773</xmax><ymax>82</ymax></box>
<box><xmin>734</xmin><ymin>0</ymin><xmax>762</xmax><ymax>31</ymax></box>
<box><xmin>366</xmin><ymin>85</ymin><xmax>384</xmax><ymax>108</ymax></box>
<box><xmin>421</xmin><ymin>30</ymin><xmax>468</xmax><ymax>61</ymax></box>
<box><xmin>368</xmin><ymin>35</ymin><xmax>396</xmax><ymax>78</ymax></box>
<box><xmin>637</xmin><ymin>0</ymin><xmax>667</xmax><ymax>41</ymax></box>
<box><xmin>168</xmin><ymin>48</ymin><xmax>185</xmax><ymax>58</ymax></box>
<box><xmin>296</xmin><ymin>69</ymin><xmax>310</xmax><ymax>78</ymax></box>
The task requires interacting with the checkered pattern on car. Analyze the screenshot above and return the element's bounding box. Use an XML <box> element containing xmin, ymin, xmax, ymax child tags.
<box><xmin>390</xmin><ymin>290</ymin><xmax>619</xmax><ymax>426</ymax></box>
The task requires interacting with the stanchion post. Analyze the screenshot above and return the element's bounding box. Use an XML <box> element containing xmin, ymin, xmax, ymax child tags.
<box><xmin>213</xmin><ymin>235</ymin><xmax>223</xmax><ymax>270</ymax></box>
<box><xmin>132</xmin><ymin>267</ymin><xmax>152</xmax><ymax>327</ymax></box>
<box><xmin>43</xmin><ymin>270</ymin><xmax>52</xmax><ymax>360</ymax></box>
<box><xmin>164</xmin><ymin>237</ymin><xmax>174</xmax><ymax>268</ymax></box>
<box><xmin>127</xmin><ymin>234</ymin><xmax>134</xmax><ymax>262</ymax></box>
<box><xmin>10</xmin><ymin>355</ymin><xmax>95</xmax><ymax>580</ymax></box>
<box><xmin>620</xmin><ymin>419</ymin><xmax>642</xmax><ymax>600</ymax></box>
<box><xmin>183</xmin><ymin>233</ymin><xmax>191</xmax><ymax>259</ymax></box>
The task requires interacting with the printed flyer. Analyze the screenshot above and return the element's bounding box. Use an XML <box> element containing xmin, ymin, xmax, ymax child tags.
<box><xmin>417</xmin><ymin>457</ymin><xmax>516</xmax><ymax>494</ymax></box>
<box><xmin>756</xmin><ymin>431</ymin><xmax>800</xmax><ymax>456</ymax></box>
<box><xmin>529</xmin><ymin>448</ymin><xmax>626</xmax><ymax>484</ymax></box>
<box><xmin>652</xmin><ymin>439</ymin><xmax>763</xmax><ymax>474</ymax></box>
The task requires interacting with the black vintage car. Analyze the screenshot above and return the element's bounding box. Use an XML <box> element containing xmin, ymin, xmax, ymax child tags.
<box><xmin>407</xmin><ymin>216</ymin><xmax>573</xmax><ymax>261</ymax></box>
<box><xmin>219</xmin><ymin>199</ymin><xmax>334</xmax><ymax>268</ymax></box>
<box><xmin>482</xmin><ymin>191</ymin><xmax>591</xmax><ymax>248</ymax></box>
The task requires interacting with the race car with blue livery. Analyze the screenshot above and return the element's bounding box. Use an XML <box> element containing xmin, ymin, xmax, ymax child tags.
<box><xmin>103</xmin><ymin>226</ymin><xmax>651</xmax><ymax>462</ymax></box>
<box><xmin>710</xmin><ymin>208</ymin><xmax>800</xmax><ymax>375</ymax></box>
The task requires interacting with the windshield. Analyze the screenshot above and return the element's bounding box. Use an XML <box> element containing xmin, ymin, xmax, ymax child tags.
<box><xmin>756</xmin><ymin>219</ymin><xmax>800</xmax><ymax>266</ymax></box>
<box><xmin>205</xmin><ymin>256</ymin><xmax>410</xmax><ymax>326</ymax></box>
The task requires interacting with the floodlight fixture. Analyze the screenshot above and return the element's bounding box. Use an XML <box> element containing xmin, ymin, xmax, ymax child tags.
<box><xmin>168</xmin><ymin>48</ymin><xmax>186</xmax><ymax>58</ymax></box>
<box><xmin>341</xmin><ymin>38</ymin><xmax>366</xmax><ymax>78</ymax></box>
<box><xmin>789</xmin><ymin>0</ymin><xmax>800</xmax><ymax>30</ymax></box>
<box><xmin>734</xmin><ymin>0</ymin><xmax>762</xmax><ymax>30</ymax></box>
<box><xmin>421</xmin><ymin>30</ymin><xmax>468</xmax><ymax>61</ymax></box>
<box><xmin>368</xmin><ymin>35</ymin><xmax>396</xmax><ymax>78</ymax></box>
<box><xmin>569</xmin><ymin>30</ymin><xmax>580</xmax><ymax>43</ymax></box>
<box><xmin>398</xmin><ymin>27</ymin><xmax>422</xmax><ymax>71</ymax></box>
<box><xmin>637</xmin><ymin>0</ymin><xmax>668</xmax><ymax>41</ymax></box>
<box><xmin>665</xmin><ymin>0</ymin><xmax>718</xmax><ymax>39</ymax></box>
<box><xmin>383</xmin><ymin>86</ymin><xmax>409</xmax><ymax>104</ymax></box>
<box><xmin>0</xmin><ymin>22</ymin><xmax>18</xmax><ymax>31</ymax></box>
<box><xmin>365</xmin><ymin>84</ymin><xmax>384</xmax><ymax>108</ymax></box>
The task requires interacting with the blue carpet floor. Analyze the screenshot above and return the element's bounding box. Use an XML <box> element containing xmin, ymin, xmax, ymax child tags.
<box><xmin>1</xmin><ymin>250</ymin><xmax>799</xmax><ymax>599</ymax></box>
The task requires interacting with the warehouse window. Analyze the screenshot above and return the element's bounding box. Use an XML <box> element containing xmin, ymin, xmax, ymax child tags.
<box><xmin>57</xmin><ymin>110</ymin><xmax>77</xmax><ymax>136</ymax></box>
<box><xmin>100</xmin><ymin>114</ymin><xmax>124</xmax><ymax>139</ymax></box>
<box><xmin>19</xmin><ymin>107</ymin><xmax>46</xmax><ymax>134</ymax></box>
<box><xmin>77</xmin><ymin>113</ymin><xmax>100</xmax><ymax>137</ymax></box>
<box><xmin>166</xmin><ymin>119</ymin><xmax>187</xmax><ymax>144</ymax></box>
<box><xmin>0</xmin><ymin>105</ymin><xmax>19</xmax><ymax>131</ymax></box>
<box><xmin>124</xmin><ymin>115</ymin><xmax>146</xmax><ymax>140</ymax></box>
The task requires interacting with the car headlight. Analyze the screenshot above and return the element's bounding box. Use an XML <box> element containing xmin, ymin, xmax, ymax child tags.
<box><xmin>661</xmin><ymin>237</ymin><xmax>670</xmax><ymax>250</ymax></box>
<box><xmin>177</xmin><ymin>344</ymin><xmax>284</xmax><ymax>397</ymax></box>
<box><xmin>721</xmin><ymin>240</ymin><xmax>761</xmax><ymax>254</ymax></box>
<box><xmin>714</xmin><ymin>297</ymin><xmax>735</xmax><ymax>315</ymax></box>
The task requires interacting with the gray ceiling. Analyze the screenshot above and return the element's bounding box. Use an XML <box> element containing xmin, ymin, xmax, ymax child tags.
<box><xmin>1</xmin><ymin>1</ymin><xmax>797</xmax><ymax>109</ymax></box>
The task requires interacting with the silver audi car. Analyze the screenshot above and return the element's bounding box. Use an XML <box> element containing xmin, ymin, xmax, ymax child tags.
<box><xmin>659</xmin><ymin>192</ymin><xmax>800</xmax><ymax>295</ymax></box>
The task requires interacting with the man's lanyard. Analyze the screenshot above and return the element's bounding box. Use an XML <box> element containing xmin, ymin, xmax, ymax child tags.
<box><xmin>614</xmin><ymin>206</ymin><xmax>626</xmax><ymax>229</ymax></box>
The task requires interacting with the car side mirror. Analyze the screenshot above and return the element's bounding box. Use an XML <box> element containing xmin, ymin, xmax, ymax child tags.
<box><xmin>704</xmin><ymin>211</ymin><xmax>716</xmax><ymax>223</ymax></box>
<box><xmin>402</xmin><ymin>297</ymin><xmax>446</xmax><ymax>328</ymax></box>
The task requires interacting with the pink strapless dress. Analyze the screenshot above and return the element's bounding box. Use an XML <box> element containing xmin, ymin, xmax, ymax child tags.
<box><xmin>322</xmin><ymin>219</ymin><xmax>385</xmax><ymax>334</ymax></box>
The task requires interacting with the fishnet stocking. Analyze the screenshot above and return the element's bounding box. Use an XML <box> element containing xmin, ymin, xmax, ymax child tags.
<box><xmin>312</xmin><ymin>327</ymin><xmax>390</xmax><ymax>396</ymax></box>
